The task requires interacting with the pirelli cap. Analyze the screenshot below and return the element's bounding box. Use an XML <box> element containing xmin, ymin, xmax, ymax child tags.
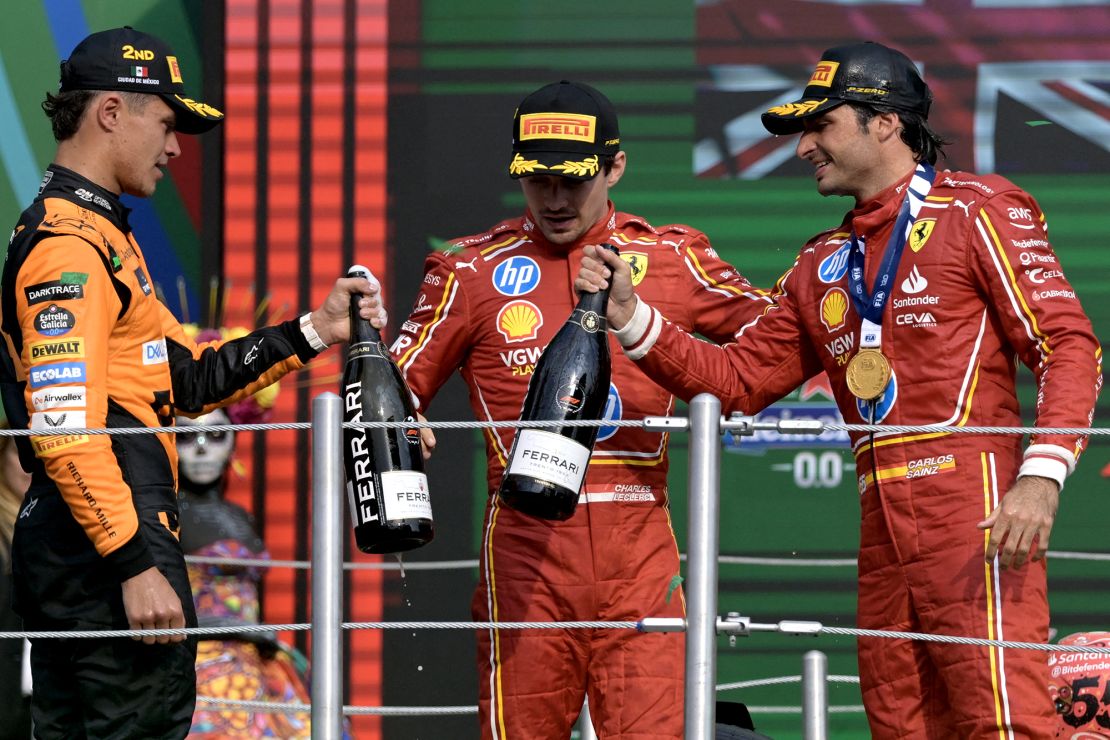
<box><xmin>761</xmin><ymin>42</ymin><xmax>931</xmax><ymax>136</ymax></box>
<box><xmin>59</xmin><ymin>26</ymin><xmax>223</xmax><ymax>134</ymax></box>
<box><xmin>509</xmin><ymin>80</ymin><xmax>620</xmax><ymax>180</ymax></box>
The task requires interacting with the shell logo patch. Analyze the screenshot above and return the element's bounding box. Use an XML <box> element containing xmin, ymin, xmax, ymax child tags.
<box><xmin>497</xmin><ymin>300</ymin><xmax>543</xmax><ymax>343</ymax></box>
<box><xmin>820</xmin><ymin>288</ymin><xmax>849</xmax><ymax>332</ymax></box>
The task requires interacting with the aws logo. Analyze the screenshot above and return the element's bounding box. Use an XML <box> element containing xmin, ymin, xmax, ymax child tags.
<box><xmin>497</xmin><ymin>300</ymin><xmax>543</xmax><ymax>343</ymax></box>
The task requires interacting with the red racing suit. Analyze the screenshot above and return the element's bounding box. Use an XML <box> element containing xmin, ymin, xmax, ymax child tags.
<box><xmin>391</xmin><ymin>204</ymin><xmax>768</xmax><ymax>739</ymax></box>
<box><xmin>0</xmin><ymin>165</ymin><xmax>325</xmax><ymax>738</ymax></box>
<box><xmin>615</xmin><ymin>170</ymin><xmax>1102</xmax><ymax>739</ymax></box>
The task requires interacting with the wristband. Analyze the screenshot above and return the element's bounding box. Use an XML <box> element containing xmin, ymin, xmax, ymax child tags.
<box><xmin>299</xmin><ymin>313</ymin><xmax>328</xmax><ymax>351</ymax></box>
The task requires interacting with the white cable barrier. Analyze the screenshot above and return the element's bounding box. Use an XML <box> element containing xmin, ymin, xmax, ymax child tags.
<box><xmin>3</xmin><ymin>396</ymin><xmax>1110</xmax><ymax>739</ymax></box>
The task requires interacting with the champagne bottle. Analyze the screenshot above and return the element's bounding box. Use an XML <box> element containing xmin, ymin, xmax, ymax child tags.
<box><xmin>341</xmin><ymin>265</ymin><xmax>434</xmax><ymax>553</ymax></box>
<box><xmin>497</xmin><ymin>244</ymin><xmax>619</xmax><ymax>521</ymax></box>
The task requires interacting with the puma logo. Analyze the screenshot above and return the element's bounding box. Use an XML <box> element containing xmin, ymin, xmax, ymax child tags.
<box><xmin>954</xmin><ymin>199</ymin><xmax>974</xmax><ymax>217</ymax></box>
<box><xmin>455</xmin><ymin>258</ymin><xmax>477</xmax><ymax>272</ymax></box>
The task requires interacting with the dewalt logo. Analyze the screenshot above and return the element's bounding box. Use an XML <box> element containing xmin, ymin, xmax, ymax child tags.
<box><xmin>30</xmin><ymin>338</ymin><xmax>85</xmax><ymax>362</ymax></box>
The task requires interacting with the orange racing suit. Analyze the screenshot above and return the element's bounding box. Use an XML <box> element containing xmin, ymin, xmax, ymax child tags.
<box><xmin>0</xmin><ymin>165</ymin><xmax>325</xmax><ymax>738</ymax></box>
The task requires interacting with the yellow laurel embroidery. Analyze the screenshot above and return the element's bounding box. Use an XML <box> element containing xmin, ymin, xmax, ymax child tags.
<box><xmin>509</xmin><ymin>153</ymin><xmax>547</xmax><ymax>176</ymax></box>
<box><xmin>550</xmin><ymin>155</ymin><xmax>599</xmax><ymax>178</ymax></box>
<box><xmin>174</xmin><ymin>95</ymin><xmax>224</xmax><ymax>118</ymax></box>
<box><xmin>766</xmin><ymin>99</ymin><xmax>827</xmax><ymax>117</ymax></box>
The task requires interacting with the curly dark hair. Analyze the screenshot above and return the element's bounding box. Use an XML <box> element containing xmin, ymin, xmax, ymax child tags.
<box><xmin>41</xmin><ymin>89</ymin><xmax>151</xmax><ymax>142</ymax></box>
<box><xmin>849</xmin><ymin>102</ymin><xmax>951</xmax><ymax>165</ymax></box>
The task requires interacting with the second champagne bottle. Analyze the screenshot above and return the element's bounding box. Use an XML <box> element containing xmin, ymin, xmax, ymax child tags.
<box><xmin>497</xmin><ymin>244</ymin><xmax>619</xmax><ymax>520</ymax></box>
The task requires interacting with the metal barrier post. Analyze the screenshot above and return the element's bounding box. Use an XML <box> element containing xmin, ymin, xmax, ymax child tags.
<box><xmin>685</xmin><ymin>393</ymin><xmax>722</xmax><ymax>740</ymax></box>
<box><xmin>311</xmin><ymin>393</ymin><xmax>344</xmax><ymax>740</ymax></box>
<box><xmin>576</xmin><ymin>697</ymin><xmax>598</xmax><ymax>740</ymax></box>
<box><xmin>802</xmin><ymin>650</ymin><xmax>828</xmax><ymax>740</ymax></box>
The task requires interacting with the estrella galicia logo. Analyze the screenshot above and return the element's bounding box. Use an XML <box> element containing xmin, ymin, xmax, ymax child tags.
<box><xmin>597</xmin><ymin>383</ymin><xmax>622</xmax><ymax>441</ymax></box>
<box><xmin>34</xmin><ymin>305</ymin><xmax>76</xmax><ymax>336</ymax></box>
<box><xmin>856</xmin><ymin>370</ymin><xmax>898</xmax><ymax>423</ymax></box>
<box><xmin>29</xmin><ymin>361</ymin><xmax>87</xmax><ymax>389</ymax></box>
<box><xmin>24</xmin><ymin>280</ymin><xmax>84</xmax><ymax>306</ymax></box>
<box><xmin>818</xmin><ymin>243</ymin><xmax>851</xmax><ymax>284</ymax></box>
<box><xmin>492</xmin><ymin>256</ymin><xmax>540</xmax><ymax>296</ymax></box>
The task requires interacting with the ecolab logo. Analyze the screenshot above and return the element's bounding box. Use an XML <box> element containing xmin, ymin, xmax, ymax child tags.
<box><xmin>142</xmin><ymin>339</ymin><xmax>168</xmax><ymax>365</ymax></box>
<box><xmin>29</xmin><ymin>362</ymin><xmax>86</xmax><ymax>389</ymax></box>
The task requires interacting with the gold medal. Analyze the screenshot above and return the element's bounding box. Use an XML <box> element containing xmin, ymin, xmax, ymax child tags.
<box><xmin>846</xmin><ymin>348</ymin><xmax>892</xmax><ymax>401</ymax></box>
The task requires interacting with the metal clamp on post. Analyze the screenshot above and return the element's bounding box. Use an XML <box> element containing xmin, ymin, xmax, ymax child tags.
<box><xmin>644</xmin><ymin>416</ymin><xmax>689</xmax><ymax>432</ymax></box>
<box><xmin>717</xmin><ymin>612</ymin><xmax>751</xmax><ymax>647</ymax></box>
<box><xmin>721</xmin><ymin>414</ymin><xmax>755</xmax><ymax>436</ymax></box>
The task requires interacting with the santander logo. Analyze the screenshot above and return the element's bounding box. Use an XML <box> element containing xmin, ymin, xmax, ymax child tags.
<box><xmin>901</xmin><ymin>265</ymin><xmax>928</xmax><ymax>295</ymax></box>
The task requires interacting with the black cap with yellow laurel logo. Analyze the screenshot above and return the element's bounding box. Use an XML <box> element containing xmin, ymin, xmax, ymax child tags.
<box><xmin>59</xmin><ymin>26</ymin><xmax>223</xmax><ymax>135</ymax></box>
<box><xmin>509</xmin><ymin>81</ymin><xmax>621</xmax><ymax>181</ymax></box>
<box><xmin>761</xmin><ymin>42</ymin><xmax>931</xmax><ymax>136</ymax></box>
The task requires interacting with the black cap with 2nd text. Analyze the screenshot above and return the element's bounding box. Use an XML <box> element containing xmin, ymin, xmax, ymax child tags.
<box><xmin>59</xmin><ymin>26</ymin><xmax>223</xmax><ymax>134</ymax></box>
<box><xmin>508</xmin><ymin>80</ymin><xmax>620</xmax><ymax>181</ymax></box>
<box><xmin>761</xmin><ymin>42</ymin><xmax>931</xmax><ymax>136</ymax></box>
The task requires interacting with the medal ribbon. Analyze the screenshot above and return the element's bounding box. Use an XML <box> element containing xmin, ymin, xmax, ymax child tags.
<box><xmin>847</xmin><ymin>162</ymin><xmax>935</xmax><ymax>348</ymax></box>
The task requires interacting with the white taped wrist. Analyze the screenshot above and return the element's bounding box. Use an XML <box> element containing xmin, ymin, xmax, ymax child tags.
<box><xmin>300</xmin><ymin>313</ymin><xmax>328</xmax><ymax>351</ymax></box>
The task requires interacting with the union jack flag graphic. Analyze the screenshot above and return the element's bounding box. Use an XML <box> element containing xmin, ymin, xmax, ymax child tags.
<box><xmin>695</xmin><ymin>0</ymin><xmax>1110</xmax><ymax>178</ymax></box>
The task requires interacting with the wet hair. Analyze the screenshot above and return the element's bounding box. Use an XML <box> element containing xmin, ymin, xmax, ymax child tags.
<box><xmin>849</xmin><ymin>102</ymin><xmax>950</xmax><ymax>165</ymax></box>
<box><xmin>42</xmin><ymin>89</ymin><xmax>152</xmax><ymax>142</ymax></box>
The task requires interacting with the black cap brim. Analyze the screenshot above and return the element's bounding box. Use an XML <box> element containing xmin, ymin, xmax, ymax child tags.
<box><xmin>163</xmin><ymin>93</ymin><xmax>224</xmax><ymax>135</ymax></box>
<box><xmin>761</xmin><ymin>97</ymin><xmax>846</xmax><ymax>136</ymax></box>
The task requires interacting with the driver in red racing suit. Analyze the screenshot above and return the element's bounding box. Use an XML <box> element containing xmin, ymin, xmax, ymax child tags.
<box><xmin>391</xmin><ymin>81</ymin><xmax>770</xmax><ymax>739</ymax></box>
<box><xmin>579</xmin><ymin>43</ymin><xmax>1102</xmax><ymax>739</ymax></box>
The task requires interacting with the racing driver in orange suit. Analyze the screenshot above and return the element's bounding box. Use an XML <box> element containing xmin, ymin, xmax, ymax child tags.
<box><xmin>577</xmin><ymin>42</ymin><xmax>1103</xmax><ymax>739</ymax></box>
<box><xmin>0</xmin><ymin>27</ymin><xmax>385</xmax><ymax>739</ymax></box>
<box><xmin>391</xmin><ymin>81</ymin><xmax>770</xmax><ymax>739</ymax></box>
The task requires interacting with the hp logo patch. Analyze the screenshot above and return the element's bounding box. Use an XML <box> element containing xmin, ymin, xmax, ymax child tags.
<box><xmin>597</xmin><ymin>383</ymin><xmax>622</xmax><ymax>441</ymax></box>
<box><xmin>818</xmin><ymin>243</ymin><xmax>851</xmax><ymax>284</ymax></box>
<box><xmin>492</xmin><ymin>256</ymin><xmax>540</xmax><ymax>296</ymax></box>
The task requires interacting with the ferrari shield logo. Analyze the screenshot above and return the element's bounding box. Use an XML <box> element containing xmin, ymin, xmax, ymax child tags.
<box><xmin>909</xmin><ymin>218</ymin><xmax>936</xmax><ymax>253</ymax></box>
<box><xmin>620</xmin><ymin>252</ymin><xmax>649</xmax><ymax>286</ymax></box>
